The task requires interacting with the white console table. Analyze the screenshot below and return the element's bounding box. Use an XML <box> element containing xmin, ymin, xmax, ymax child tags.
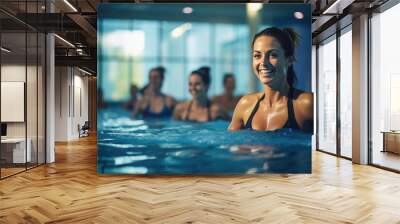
<box><xmin>1</xmin><ymin>138</ymin><xmax>31</xmax><ymax>163</ymax></box>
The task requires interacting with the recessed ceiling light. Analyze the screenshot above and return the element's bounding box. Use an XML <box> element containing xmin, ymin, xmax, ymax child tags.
<box><xmin>171</xmin><ymin>23</ymin><xmax>192</xmax><ymax>38</ymax></box>
<box><xmin>1</xmin><ymin>47</ymin><xmax>11</xmax><ymax>53</ymax></box>
<box><xmin>247</xmin><ymin>3</ymin><xmax>263</xmax><ymax>13</ymax></box>
<box><xmin>294</xmin><ymin>11</ymin><xmax>304</xmax><ymax>19</ymax></box>
<box><xmin>78</xmin><ymin>67</ymin><xmax>92</xmax><ymax>76</ymax></box>
<box><xmin>63</xmin><ymin>0</ymin><xmax>78</xmax><ymax>12</ymax></box>
<box><xmin>182</xmin><ymin>7</ymin><xmax>193</xmax><ymax>14</ymax></box>
<box><xmin>54</xmin><ymin>34</ymin><xmax>75</xmax><ymax>48</ymax></box>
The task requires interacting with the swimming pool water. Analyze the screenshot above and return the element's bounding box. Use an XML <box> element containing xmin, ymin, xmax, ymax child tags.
<box><xmin>97</xmin><ymin>108</ymin><xmax>311</xmax><ymax>174</ymax></box>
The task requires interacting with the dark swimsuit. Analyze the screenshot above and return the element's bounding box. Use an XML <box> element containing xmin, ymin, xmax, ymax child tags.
<box><xmin>183</xmin><ymin>100</ymin><xmax>212</xmax><ymax>122</ymax></box>
<box><xmin>244</xmin><ymin>91</ymin><xmax>300</xmax><ymax>130</ymax></box>
<box><xmin>142</xmin><ymin>95</ymin><xmax>172</xmax><ymax>118</ymax></box>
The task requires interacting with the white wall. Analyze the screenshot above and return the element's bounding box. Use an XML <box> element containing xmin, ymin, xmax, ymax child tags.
<box><xmin>71</xmin><ymin>72</ymin><xmax>89</xmax><ymax>138</ymax></box>
<box><xmin>55</xmin><ymin>66</ymin><xmax>69</xmax><ymax>141</ymax></box>
<box><xmin>1</xmin><ymin>65</ymin><xmax>42</xmax><ymax>138</ymax></box>
<box><xmin>55</xmin><ymin>67</ymin><xmax>89</xmax><ymax>141</ymax></box>
<box><xmin>1</xmin><ymin>65</ymin><xmax>26</xmax><ymax>138</ymax></box>
<box><xmin>1</xmin><ymin>64</ymin><xmax>46</xmax><ymax>164</ymax></box>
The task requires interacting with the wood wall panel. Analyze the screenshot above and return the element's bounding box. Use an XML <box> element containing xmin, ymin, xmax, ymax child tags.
<box><xmin>88</xmin><ymin>77</ymin><xmax>97</xmax><ymax>132</ymax></box>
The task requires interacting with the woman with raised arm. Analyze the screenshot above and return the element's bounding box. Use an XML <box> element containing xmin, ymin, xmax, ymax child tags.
<box><xmin>132</xmin><ymin>66</ymin><xmax>175</xmax><ymax>119</ymax></box>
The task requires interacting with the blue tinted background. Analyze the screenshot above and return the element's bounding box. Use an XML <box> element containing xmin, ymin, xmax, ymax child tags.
<box><xmin>98</xmin><ymin>3</ymin><xmax>311</xmax><ymax>102</ymax></box>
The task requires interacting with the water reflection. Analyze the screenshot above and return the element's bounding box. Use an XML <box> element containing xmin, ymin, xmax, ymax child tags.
<box><xmin>98</xmin><ymin>108</ymin><xmax>311</xmax><ymax>174</ymax></box>
<box><xmin>114</xmin><ymin>155</ymin><xmax>156</xmax><ymax>165</ymax></box>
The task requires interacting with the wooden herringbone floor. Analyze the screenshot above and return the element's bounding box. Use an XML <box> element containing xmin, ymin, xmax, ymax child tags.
<box><xmin>1</xmin><ymin>135</ymin><xmax>400</xmax><ymax>224</ymax></box>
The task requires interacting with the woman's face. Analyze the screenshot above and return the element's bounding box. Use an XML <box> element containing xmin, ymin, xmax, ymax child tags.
<box><xmin>224</xmin><ymin>77</ymin><xmax>235</xmax><ymax>94</ymax></box>
<box><xmin>189</xmin><ymin>73</ymin><xmax>207</xmax><ymax>99</ymax></box>
<box><xmin>252</xmin><ymin>35</ymin><xmax>290</xmax><ymax>87</ymax></box>
<box><xmin>149</xmin><ymin>70</ymin><xmax>162</xmax><ymax>90</ymax></box>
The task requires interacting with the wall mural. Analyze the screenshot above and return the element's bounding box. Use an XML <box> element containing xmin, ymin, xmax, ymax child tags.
<box><xmin>97</xmin><ymin>3</ymin><xmax>312</xmax><ymax>174</ymax></box>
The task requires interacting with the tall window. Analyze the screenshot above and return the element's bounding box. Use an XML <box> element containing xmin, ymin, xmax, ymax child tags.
<box><xmin>317</xmin><ymin>35</ymin><xmax>337</xmax><ymax>154</ymax></box>
<box><xmin>339</xmin><ymin>27</ymin><xmax>352</xmax><ymax>158</ymax></box>
<box><xmin>371</xmin><ymin>2</ymin><xmax>400</xmax><ymax>171</ymax></box>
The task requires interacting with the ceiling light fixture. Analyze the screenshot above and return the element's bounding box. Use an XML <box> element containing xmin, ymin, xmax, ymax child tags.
<box><xmin>322</xmin><ymin>0</ymin><xmax>345</xmax><ymax>15</ymax></box>
<box><xmin>1</xmin><ymin>47</ymin><xmax>11</xmax><ymax>53</ymax></box>
<box><xmin>76</xmin><ymin>48</ymin><xmax>84</xmax><ymax>55</ymax></box>
<box><xmin>247</xmin><ymin>3</ymin><xmax>263</xmax><ymax>13</ymax></box>
<box><xmin>171</xmin><ymin>23</ymin><xmax>192</xmax><ymax>38</ymax></box>
<box><xmin>63</xmin><ymin>0</ymin><xmax>78</xmax><ymax>12</ymax></box>
<box><xmin>78</xmin><ymin>67</ymin><xmax>93</xmax><ymax>76</ymax></box>
<box><xmin>182</xmin><ymin>7</ymin><xmax>193</xmax><ymax>14</ymax></box>
<box><xmin>54</xmin><ymin>34</ymin><xmax>75</xmax><ymax>48</ymax></box>
<box><xmin>294</xmin><ymin>11</ymin><xmax>304</xmax><ymax>19</ymax></box>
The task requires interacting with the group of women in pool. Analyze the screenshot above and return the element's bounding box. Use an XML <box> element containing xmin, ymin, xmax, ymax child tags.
<box><xmin>130</xmin><ymin>27</ymin><xmax>313</xmax><ymax>133</ymax></box>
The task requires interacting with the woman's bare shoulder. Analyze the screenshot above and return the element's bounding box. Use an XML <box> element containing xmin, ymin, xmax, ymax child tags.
<box><xmin>231</xmin><ymin>93</ymin><xmax>263</xmax><ymax>119</ymax></box>
<box><xmin>210</xmin><ymin>102</ymin><xmax>226</xmax><ymax>113</ymax></box>
<box><xmin>165</xmin><ymin>95</ymin><xmax>176</xmax><ymax>106</ymax></box>
<box><xmin>165</xmin><ymin>95</ymin><xmax>175</xmax><ymax>101</ymax></box>
<box><xmin>211</xmin><ymin>95</ymin><xmax>223</xmax><ymax>103</ymax></box>
<box><xmin>229</xmin><ymin>93</ymin><xmax>261</xmax><ymax>130</ymax></box>
<box><xmin>173</xmin><ymin>101</ymin><xmax>189</xmax><ymax>119</ymax></box>
<box><xmin>295</xmin><ymin>91</ymin><xmax>313</xmax><ymax>107</ymax></box>
<box><xmin>293</xmin><ymin>90</ymin><xmax>313</xmax><ymax>119</ymax></box>
<box><xmin>175</xmin><ymin>101</ymin><xmax>190</xmax><ymax>110</ymax></box>
<box><xmin>137</xmin><ymin>96</ymin><xmax>148</xmax><ymax>108</ymax></box>
<box><xmin>237</xmin><ymin>93</ymin><xmax>262</xmax><ymax>107</ymax></box>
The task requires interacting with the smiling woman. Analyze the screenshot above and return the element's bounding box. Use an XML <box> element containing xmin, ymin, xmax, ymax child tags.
<box><xmin>229</xmin><ymin>27</ymin><xmax>313</xmax><ymax>132</ymax></box>
<box><xmin>173</xmin><ymin>67</ymin><xmax>228</xmax><ymax>122</ymax></box>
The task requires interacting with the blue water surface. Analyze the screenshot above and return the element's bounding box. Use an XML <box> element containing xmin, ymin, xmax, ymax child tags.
<box><xmin>97</xmin><ymin>108</ymin><xmax>311</xmax><ymax>174</ymax></box>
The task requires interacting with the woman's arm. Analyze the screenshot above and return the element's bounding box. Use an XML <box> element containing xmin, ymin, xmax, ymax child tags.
<box><xmin>166</xmin><ymin>95</ymin><xmax>176</xmax><ymax>110</ymax></box>
<box><xmin>131</xmin><ymin>96</ymin><xmax>146</xmax><ymax>119</ymax></box>
<box><xmin>211</xmin><ymin>95</ymin><xmax>221</xmax><ymax>105</ymax></box>
<box><xmin>173</xmin><ymin>103</ymin><xmax>184</xmax><ymax>120</ymax></box>
<box><xmin>210</xmin><ymin>104</ymin><xmax>229</xmax><ymax>121</ymax></box>
<box><xmin>228</xmin><ymin>96</ymin><xmax>249</xmax><ymax>131</ymax></box>
<box><xmin>131</xmin><ymin>100</ymin><xmax>141</xmax><ymax>118</ymax></box>
<box><xmin>132</xmin><ymin>98</ymin><xmax>142</xmax><ymax>119</ymax></box>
